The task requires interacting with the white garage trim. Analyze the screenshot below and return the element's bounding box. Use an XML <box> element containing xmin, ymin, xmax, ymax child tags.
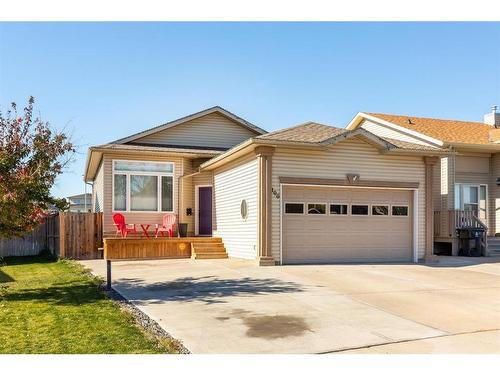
<box><xmin>279</xmin><ymin>182</ymin><xmax>419</xmax><ymax>264</ymax></box>
<box><xmin>280</xmin><ymin>183</ymin><xmax>283</xmax><ymax>265</ymax></box>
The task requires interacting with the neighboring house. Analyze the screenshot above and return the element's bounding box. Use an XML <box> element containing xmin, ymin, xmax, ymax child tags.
<box><xmin>346</xmin><ymin>107</ymin><xmax>500</xmax><ymax>255</ymax></box>
<box><xmin>66</xmin><ymin>193</ymin><xmax>92</xmax><ymax>212</ymax></box>
<box><xmin>85</xmin><ymin>106</ymin><xmax>451</xmax><ymax>265</ymax></box>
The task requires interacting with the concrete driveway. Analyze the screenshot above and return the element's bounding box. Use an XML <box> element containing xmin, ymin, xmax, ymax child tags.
<box><xmin>80</xmin><ymin>258</ymin><xmax>500</xmax><ymax>354</ymax></box>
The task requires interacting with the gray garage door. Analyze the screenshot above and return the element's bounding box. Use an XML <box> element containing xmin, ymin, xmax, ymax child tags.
<box><xmin>282</xmin><ymin>185</ymin><xmax>413</xmax><ymax>264</ymax></box>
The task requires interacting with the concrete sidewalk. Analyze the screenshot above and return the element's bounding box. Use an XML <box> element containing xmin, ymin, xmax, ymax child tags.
<box><xmin>80</xmin><ymin>258</ymin><xmax>500</xmax><ymax>354</ymax></box>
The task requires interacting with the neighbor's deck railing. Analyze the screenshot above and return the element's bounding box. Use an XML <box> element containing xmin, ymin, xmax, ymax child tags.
<box><xmin>434</xmin><ymin>209</ymin><xmax>488</xmax><ymax>238</ymax></box>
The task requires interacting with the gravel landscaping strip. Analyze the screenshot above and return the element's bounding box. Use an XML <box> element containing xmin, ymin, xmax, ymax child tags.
<box><xmin>101</xmin><ymin>285</ymin><xmax>191</xmax><ymax>354</ymax></box>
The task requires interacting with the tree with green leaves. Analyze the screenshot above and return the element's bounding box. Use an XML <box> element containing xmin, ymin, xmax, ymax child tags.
<box><xmin>0</xmin><ymin>97</ymin><xmax>74</xmax><ymax>238</ymax></box>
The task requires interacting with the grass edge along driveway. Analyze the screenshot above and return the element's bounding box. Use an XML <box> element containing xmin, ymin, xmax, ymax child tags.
<box><xmin>0</xmin><ymin>255</ymin><xmax>179</xmax><ymax>354</ymax></box>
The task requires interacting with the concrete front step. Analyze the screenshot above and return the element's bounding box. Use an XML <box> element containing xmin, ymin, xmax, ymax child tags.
<box><xmin>487</xmin><ymin>238</ymin><xmax>500</xmax><ymax>254</ymax></box>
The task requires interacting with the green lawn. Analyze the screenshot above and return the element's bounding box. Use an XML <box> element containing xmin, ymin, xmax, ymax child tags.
<box><xmin>0</xmin><ymin>256</ymin><xmax>179</xmax><ymax>354</ymax></box>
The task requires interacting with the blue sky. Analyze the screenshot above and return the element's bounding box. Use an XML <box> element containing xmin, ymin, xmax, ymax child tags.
<box><xmin>1</xmin><ymin>22</ymin><xmax>499</xmax><ymax>198</ymax></box>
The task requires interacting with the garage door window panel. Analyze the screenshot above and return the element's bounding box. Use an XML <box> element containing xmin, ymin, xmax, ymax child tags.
<box><xmin>392</xmin><ymin>205</ymin><xmax>409</xmax><ymax>216</ymax></box>
<box><xmin>285</xmin><ymin>202</ymin><xmax>304</xmax><ymax>215</ymax></box>
<box><xmin>307</xmin><ymin>203</ymin><xmax>326</xmax><ymax>215</ymax></box>
<box><xmin>372</xmin><ymin>205</ymin><xmax>389</xmax><ymax>216</ymax></box>
<box><xmin>351</xmin><ymin>204</ymin><xmax>369</xmax><ymax>215</ymax></box>
<box><xmin>330</xmin><ymin>204</ymin><xmax>348</xmax><ymax>215</ymax></box>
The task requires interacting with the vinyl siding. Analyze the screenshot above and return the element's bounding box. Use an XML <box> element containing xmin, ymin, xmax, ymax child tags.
<box><xmin>129</xmin><ymin>113</ymin><xmax>258</xmax><ymax>149</ymax></box>
<box><xmin>454</xmin><ymin>154</ymin><xmax>492</xmax><ymax>234</ymax></box>
<box><xmin>360</xmin><ymin>119</ymin><xmax>437</xmax><ymax>147</ymax></box>
<box><xmin>455</xmin><ymin>155</ymin><xmax>490</xmax><ymax>175</ymax></box>
<box><xmin>93</xmin><ymin>161</ymin><xmax>104</xmax><ymax>213</ymax></box>
<box><xmin>490</xmin><ymin>153</ymin><xmax>500</xmax><ymax>234</ymax></box>
<box><xmin>434</xmin><ymin>153</ymin><xmax>496</xmax><ymax>237</ymax></box>
<box><xmin>271</xmin><ymin>138</ymin><xmax>427</xmax><ymax>261</ymax></box>
<box><xmin>180</xmin><ymin>158</ymin><xmax>194</xmax><ymax>234</ymax></box>
<box><xmin>432</xmin><ymin>161</ymin><xmax>441</xmax><ymax>210</ymax></box>
<box><xmin>179</xmin><ymin>159</ymin><xmax>214</xmax><ymax>235</ymax></box>
<box><xmin>213</xmin><ymin>154</ymin><xmax>258</xmax><ymax>259</ymax></box>
<box><xmin>446</xmin><ymin>155</ymin><xmax>455</xmax><ymax>211</ymax></box>
<box><xmin>434</xmin><ymin>155</ymin><xmax>455</xmax><ymax>238</ymax></box>
<box><xmin>101</xmin><ymin>153</ymin><xmax>184</xmax><ymax>235</ymax></box>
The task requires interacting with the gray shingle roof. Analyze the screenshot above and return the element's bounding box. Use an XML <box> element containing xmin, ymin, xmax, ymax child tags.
<box><xmin>256</xmin><ymin>122</ymin><xmax>346</xmax><ymax>143</ymax></box>
<box><xmin>256</xmin><ymin>121</ymin><xmax>445</xmax><ymax>152</ymax></box>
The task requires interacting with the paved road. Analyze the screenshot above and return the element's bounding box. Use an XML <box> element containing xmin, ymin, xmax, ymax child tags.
<box><xmin>80</xmin><ymin>258</ymin><xmax>500</xmax><ymax>354</ymax></box>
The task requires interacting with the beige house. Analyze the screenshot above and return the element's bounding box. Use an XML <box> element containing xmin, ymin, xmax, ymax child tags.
<box><xmin>85</xmin><ymin>105</ymin><xmax>499</xmax><ymax>265</ymax></box>
<box><xmin>84</xmin><ymin>107</ymin><xmax>267</xmax><ymax>237</ymax></box>
<box><xmin>346</xmin><ymin>107</ymin><xmax>500</xmax><ymax>256</ymax></box>
<box><xmin>200</xmin><ymin>123</ymin><xmax>447</xmax><ymax>264</ymax></box>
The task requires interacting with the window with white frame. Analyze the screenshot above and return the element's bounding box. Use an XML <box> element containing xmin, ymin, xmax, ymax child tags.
<box><xmin>454</xmin><ymin>183</ymin><xmax>487</xmax><ymax>219</ymax></box>
<box><xmin>330</xmin><ymin>204</ymin><xmax>348</xmax><ymax>215</ymax></box>
<box><xmin>113</xmin><ymin>160</ymin><xmax>174</xmax><ymax>212</ymax></box>
<box><xmin>372</xmin><ymin>205</ymin><xmax>389</xmax><ymax>216</ymax></box>
<box><xmin>307</xmin><ymin>203</ymin><xmax>326</xmax><ymax>215</ymax></box>
<box><xmin>391</xmin><ymin>205</ymin><xmax>409</xmax><ymax>216</ymax></box>
<box><xmin>285</xmin><ymin>202</ymin><xmax>304</xmax><ymax>214</ymax></box>
<box><xmin>351</xmin><ymin>204</ymin><xmax>369</xmax><ymax>215</ymax></box>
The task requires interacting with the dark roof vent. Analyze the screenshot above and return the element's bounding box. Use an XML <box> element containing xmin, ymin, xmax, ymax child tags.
<box><xmin>407</xmin><ymin>118</ymin><xmax>413</xmax><ymax>125</ymax></box>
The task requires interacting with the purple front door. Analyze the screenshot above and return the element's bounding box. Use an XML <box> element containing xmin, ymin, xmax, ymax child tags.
<box><xmin>198</xmin><ymin>186</ymin><xmax>213</xmax><ymax>235</ymax></box>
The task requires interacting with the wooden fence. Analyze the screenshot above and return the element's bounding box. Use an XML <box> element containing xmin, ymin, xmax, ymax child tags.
<box><xmin>0</xmin><ymin>212</ymin><xmax>103</xmax><ymax>259</ymax></box>
<box><xmin>59</xmin><ymin>212</ymin><xmax>103</xmax><ymax>259</ymax></box>
<box><xmin>0</xmin><ymin>221</ymin><xmax>51</xmax><ymax>257</ymax></box>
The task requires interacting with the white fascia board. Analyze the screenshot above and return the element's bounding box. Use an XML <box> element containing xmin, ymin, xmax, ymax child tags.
<box><xmin>345</xmin><ymin>112</ymin><xmax>365</xmax><ymax>130</ymax></box>
<box><xmin>347</xmin><ymin>112</ymin><xmax>444</xmax><ymax>147</ymax></box>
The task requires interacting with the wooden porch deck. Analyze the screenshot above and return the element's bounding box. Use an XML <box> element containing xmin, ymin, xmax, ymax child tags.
<box><xmin>104</xmin><ymin>237</ymin><xmax>227</xmax><ymax>261</ymax></box>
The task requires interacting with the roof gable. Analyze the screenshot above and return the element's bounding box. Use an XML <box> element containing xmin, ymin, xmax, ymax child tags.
<box><xmin>256</xmin><ymin>122</ymin><xmax>443</xmax><ymax>152</ymax></box>
<box><xmin>112</xmin><ymin>106</ymin><xmax>266</xmax><ymax>145</ymax></box>
<box><xmin>320</xmin><ymin>128</ymin><xmax>395</xmax><ymax>150</ymax></box>
<box><xmin>200</xmin><ymin>121</ymin><xmax>448</xmax><ymax>171</ymax></box>
<box><xmin>256</xmin><ymin>122</ymin><xmax>345</xmax><ymax>143</ymax></box>
<box><xmin>348</xmin><ymin>112</ymin><xmax>492</xmax><ymax>146</ymax></box>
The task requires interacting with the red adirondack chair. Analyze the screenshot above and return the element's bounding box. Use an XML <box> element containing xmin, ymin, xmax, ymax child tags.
<box><xmin>112</xmin><ymin>213</ymin><xmax>138</xmax><ymax>238</ymax></box>
<box><xmin>155</xmin><ymin>214</ymin><xmax>177</xmax><ymax>238</ymax></box>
